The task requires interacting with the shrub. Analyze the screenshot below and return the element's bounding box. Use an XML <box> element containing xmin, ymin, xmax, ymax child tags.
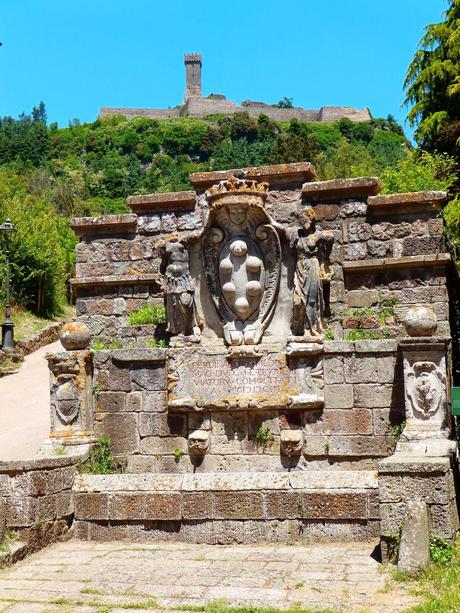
<box><xmin>127</xmin><ymin>304</ymin><xmax>166</xmax><ymax>326</ymax></box>
<box><xmin>78</xmin><ymin>437</ymin><xmax>117</xmax><ymax>474</ymax></box>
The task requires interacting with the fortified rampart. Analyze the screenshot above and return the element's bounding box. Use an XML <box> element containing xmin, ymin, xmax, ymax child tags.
<box><xmin>99</xmin><ymin>54</ymin><xmax>371</xmax><ymax>123</ymax></box>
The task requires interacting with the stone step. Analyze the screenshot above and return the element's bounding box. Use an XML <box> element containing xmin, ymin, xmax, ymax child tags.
<box><xmin>74</xmin><ymin>471</ymin><xmax>380</xmax><ymax>544</ymax></box>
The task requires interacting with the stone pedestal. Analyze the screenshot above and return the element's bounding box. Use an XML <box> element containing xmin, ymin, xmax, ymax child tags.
<box><xmin>398</xmin><ymin>339</ymin><xmax>451</xmax><ymax>446</ymax></box>
<box><xmin>379</xmin><ymin>338</ymin><xmax>459</xmax><ymax>561</ymax></box>
<box><xmin>44</xmin><ymin>350</ymin><xmax>95</xmax><ymax>448</ymax></box>
<box><xmin>379</xmin><ymin>455</ymin><xmax>459</xmax><ymax>561</ymax></box>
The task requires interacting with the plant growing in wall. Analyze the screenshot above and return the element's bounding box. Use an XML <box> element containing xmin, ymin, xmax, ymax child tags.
<box><xmin>254</xmin><ymin>426</ymin><xmax>274</xmax><ymax>449</ymax></box>
<box><xmin>78</xmin><ymin>436</ymin><xmax>117</xmax><ymax>474</ymax></box>
<box><xmin>127</xmin><ymin>304</ymin><xmax>166</xmax><ymax>326</ymax></box>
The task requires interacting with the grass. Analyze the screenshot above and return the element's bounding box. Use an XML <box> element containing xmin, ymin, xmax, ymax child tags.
<box><xmin>0</xmin><ymin>529</ymin><xmax>17</xmax><ymax>553</ymax></box>
<box><xmin>7</xmin><ymin>303</ymin><xmax>75</xmax><ymax>341</ymax></box>
<box><xmin>175</xmin><ymin>602</ymin><xmax>338</xmax><ymax>613</ymax></box>
<box><xmin>393</xmin><ymin>536</ymin><xmax>460</xmax><ymax>612</ymax></box>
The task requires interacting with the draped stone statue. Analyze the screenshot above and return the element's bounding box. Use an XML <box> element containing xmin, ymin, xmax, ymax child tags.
<box><xmin>291</xmin><ymin>207</ymin><xmax>334</xmax><ymax>338</ymax></box>
<box><xmin>163</xmin><ymin>241</ymin><xmax>200</xmax><ymax>337</ymax></box>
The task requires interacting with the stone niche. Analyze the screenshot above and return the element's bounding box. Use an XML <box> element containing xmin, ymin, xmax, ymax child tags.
<box><xmin>47</xmin><ymin>163</ymin><xmax>459</xmax><ymax>545</ymax></box>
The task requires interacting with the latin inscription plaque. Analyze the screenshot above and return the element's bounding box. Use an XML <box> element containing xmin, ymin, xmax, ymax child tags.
<box><xmin>168</xmin><ymin>349</ymin><xmax>290</xmax><ymax>410</ymax></box>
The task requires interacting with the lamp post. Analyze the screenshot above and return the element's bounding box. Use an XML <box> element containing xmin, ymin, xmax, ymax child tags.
<box><xmin>0</xmin><ymin>219</ymin><xmax>16</xmax><ymax>351</ymax></box>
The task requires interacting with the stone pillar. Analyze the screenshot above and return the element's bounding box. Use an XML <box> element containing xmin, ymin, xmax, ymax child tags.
<box><xmin>379</xmin><ymin>338</ymin><xmax>459</xmax><ymax>561</ymax></box>
<box><xmin>45</xmin><ymin>350</ymin><xmax>95</xmax><ymax>448</ymax></box>
<box><xmin>398</xmin><ymin>338</ymin><xmax>452</xmax><ymax>453</ymax></box>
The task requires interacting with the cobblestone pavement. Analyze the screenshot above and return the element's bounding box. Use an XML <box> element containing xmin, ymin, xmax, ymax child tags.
<box><xmin>0</xmin><ymin>540</ymin><xmax>418</xmax><ymax>613</ymax></box>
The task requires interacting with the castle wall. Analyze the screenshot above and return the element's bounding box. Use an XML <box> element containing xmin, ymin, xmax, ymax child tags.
<box><xmin>99</xmin><ymin>107</ymin><xmax>182</xmax><ymax>120</ymax></box>
<box><xmin>99</xmin><ymin>101</ymin><xmax>371</xmax><ymax>122</ymax></box>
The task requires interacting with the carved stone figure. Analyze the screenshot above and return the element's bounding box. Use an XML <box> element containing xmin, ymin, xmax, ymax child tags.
<box><xmin>280</xmin><ymin>430</ymin><xmax>303</xmax><ymax>457</ymax></box>
<box><xmin>203</xmin><ymin>176</ymin><xmax>280</xmax><ymax>352</ymax></box>
<box><xmin>406</xmin><ymin>361</ymin><xmax>445</xmax><ymax>420</ymax></box>
<box><xmin>188</xmin><ymin>429</ymin><xmax>209</xmax><ymax>456</ymax></box>
<box><xmin>47</xmin><ymin>351</ymin><xmax>93</xmax><ymax>437</ymax></box>
<box><xmin>163</xmin><ymin>241</ymin><xmax>200</xmax><ymax>337</ymax></box>
<box><xmin>291</xmin><ymin>208</ymin><xmax>334</xmax><ymax>339</ymax></box>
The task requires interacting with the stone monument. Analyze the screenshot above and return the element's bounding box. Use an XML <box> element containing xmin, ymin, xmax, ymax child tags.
<box><xmin>41</xmin><ymin>162</ymin><xmax>458</xmax><ymax>550</ymax></box>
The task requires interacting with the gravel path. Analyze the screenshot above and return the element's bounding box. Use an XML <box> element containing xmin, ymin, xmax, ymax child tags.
<box><xmin>0</xmin><ymin>539</ymin><xmax>419</xmax><ymax>612</ymax></box>
<box><xmin>0</xmin><ymin>341</ymin><xmax>60</xmax><ymax>460</ymax></box>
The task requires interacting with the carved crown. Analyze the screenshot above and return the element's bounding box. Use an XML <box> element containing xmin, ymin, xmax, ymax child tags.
<box><xmin>205</xmin><ymin>175</ymin><xmax>269</xmax><ymax>204</ymax></box>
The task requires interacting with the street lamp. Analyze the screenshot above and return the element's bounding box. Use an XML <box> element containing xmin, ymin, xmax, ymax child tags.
<box><xmin>0</xmin><ymin>219</ymin><xmax>16</xmax><ymax>351</ymax></box>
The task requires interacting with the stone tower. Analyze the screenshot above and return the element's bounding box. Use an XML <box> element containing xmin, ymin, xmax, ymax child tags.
<box><xmin>184</xmin><ymin>53</ymin><xmax>202</xmax><ymax>100</ymax></box>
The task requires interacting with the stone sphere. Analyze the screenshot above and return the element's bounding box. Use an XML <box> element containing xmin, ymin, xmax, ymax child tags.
<box><xmin>234</xmin><ymin>297</ymin><xmax>250</xmax><ymax>314</ymax></box>
<box><xmin>230</xmin><ymin>239</ymin><xmax>247</xmax><ymax>257</ymax></box>
<box><xmin>60</xmin><ymin>322</ymin><xmax>91</xmax><ymax>350</ymax></box>
<box><xmin>404</xmin><ymin>306</ymin><xmax>437</xmax><ymax>337</ymax></box>
<box><xmin>246</xmin><ymin>280</ymin><xmax>262</xmax><ymax>296</ymax></box>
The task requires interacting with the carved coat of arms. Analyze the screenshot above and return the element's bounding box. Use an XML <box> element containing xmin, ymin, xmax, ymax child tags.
<box><xmin>203</xmin><ymin>177</ymin><xmax>281</xmax><ymax>351</ymax></box>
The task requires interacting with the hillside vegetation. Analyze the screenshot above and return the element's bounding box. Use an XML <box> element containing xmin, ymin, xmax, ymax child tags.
<box><xmin>0</xmin><ymin>105</ymin><xmax>457</xmax><ymax>317</ymax></box>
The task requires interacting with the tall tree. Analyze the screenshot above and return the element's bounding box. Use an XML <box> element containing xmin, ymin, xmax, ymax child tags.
<box><xmin>404</xmin><ymin>0</ymin><xmax>460</xmax><ymax>155</ymax></box>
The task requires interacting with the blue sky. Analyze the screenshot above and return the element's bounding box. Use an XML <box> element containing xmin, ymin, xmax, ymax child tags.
<box><xmin>0</xmin><ymin>0</ymin><xmax>448</xmax><ymax>136</ymax></box>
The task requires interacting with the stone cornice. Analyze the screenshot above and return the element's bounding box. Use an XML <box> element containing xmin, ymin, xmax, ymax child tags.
<box><xmin>71</xmin><ymin>215</ymin><xmax>137</xmax><ymax>236</ymax></box>
<box><xmin>190</xmin><ymin>162</ymin><xmax>316</xmax><ymax>190</ymax></box>
<box><xmin>367</xmin><ymin>191</ymin><xmax>447</xmax><ymax>214</ymax></box>
<box><xmin>301</xmin><ymin>177</ymin><xmax>382</xmax><ymax>201</ymax></box>
<box><xmin>71</xmin><ymin>273</ymin><xmax>162</xmax><ymax>288</ymax></box>
<box><xmin>127</xmin><ymin>191</ymin><xmax>196</xmax><ymax>212</ymax></box>
<box><xmin>343</xmin><ymin>253</ymin><xmax>451</xmax><ymax>273</ymax></box>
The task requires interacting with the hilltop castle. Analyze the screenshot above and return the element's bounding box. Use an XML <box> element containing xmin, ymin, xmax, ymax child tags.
<box><xmin>100</xmin><ymin>54</ymin><xmax>371</xmax><ymax>123</ymax></box>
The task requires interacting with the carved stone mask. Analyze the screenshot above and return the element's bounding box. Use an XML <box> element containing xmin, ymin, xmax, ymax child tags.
<box><xmin>228</xmin><ymin>205</ymin><xmax>247</xmax><ymax>226</ymax></box>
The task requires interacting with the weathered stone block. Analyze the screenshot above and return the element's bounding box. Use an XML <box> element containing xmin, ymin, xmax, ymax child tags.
<box><xmin>131</xmin><ymin>365</ymin><xmax>166</xmax><ymax>391</ymax></box>
<box><xmin>324</xmin><ymin>384</ymin><xmax>353</xmax><ymax>409</ymax></box>
<box><xmin>344</xmin><ymin>243</ymin><xmax>368</xmax><ymax>260</ymax></box>
<box><xmin>109</xmin><ymin>493</ymin><xmax>182</xmax><ymax>520</ymax></box>
<box><xmin>7</xmin><ymin>496</ymin><xmax>37</xmax><ymax>526</ymax></box>
<box><xmin>304</xmin><ymin>409</ymin><xmax>373</xmax><ymax>435</ymax></box>
<box><xmin>37</xmin><ymin>494</ymin><xmax>58</xmax><ymax>522</ymax></box>
<box><xmin>74</xmin><ymin>493</ymin><xmax>109</xmax><ymax>520</ymax></box>
<box><xmin>142</xmin><ymin>391</ymin><xmax>168</xmax><ymax>412</ymax></box>
<box><xmin>344</xmin><ymin>356</ymin><xmax>377</xmax><ymax>384</ymax></box>
<box><xmin>401</xmin><ymin>236</ymin><xmax>442</xmax><ymax>256</ymax></box>
<box><xmin>212</xmin><ymin>492</ymin><xmax>264</xmax><ymax>520</ymax></box>
<box><xmin>346</xmin><ymin>289</ymin><xmax>379</xmax><ymax>308</ymax></box>
<box><xmin>139</xmin><ymin>436</ymin><xmax>187</xmax><ymax>455</ymax></box>
<box><xmin>347</xmin><ymin>221</ymin><xmax>372</xmax><ymax>242</ymax></box>
<box><xmin>354</xmin><ymin>384</ymin><xmax>394</xmax><ymax>408</ymax></box>
<box><xmin>324</xmin><ymin>356</ymin><xmax>344</xmax><ymax>384</ymax></box>
<box><xmin>95</xmin><ymin>413</ymin><xmax>139</xmax><ymax>455</ymax></box>
<box><xmin>327</xmin><ymin>435</ymin><xmax>394</xmax><ymax>457</ymax></box>
<box><xmin>397</xmin><ymin>500</ymin><xmax>430</xmax><ymax>575</ymax></box>
<box><xmin>301</xmin><ymin>492</ymin><xmax>368</xmax><ymax>519</ymax></box>
<box><xmin>138</xmin><ymin>413</ymin><xmax>187</xmax><ymax>437</ymax></box>
<box><xmin>182</xmin><ymin>492</ymin><xmax>213</xmax><ymax>519</ymax></box>
<box><xmin>108</xmin><ymin>363</ymin><xmax>131</xmax><ymax>392</ymax></box>
<box><xmin>95</xmin><ymin>391</ymin><xmax>126</xmax><ymax>414</ymax></box>
<box><xmin>264</xmin><ymin>491</ymin><xmax>301</xmax><ymax>519</ymax></box>
<box><xmin>126</xmin><ymin>391</ymin><xmax>142</xmax><ymax>412</ymax></box>
<box><xmin>379</xmin><ymin>474</ymin><xmax>450</xmax><ymax>504</ymax></box>
<box><xmin>55</xmin><ymin>491</ymin><xmax>74</xmax><ymax>518</ymax></box>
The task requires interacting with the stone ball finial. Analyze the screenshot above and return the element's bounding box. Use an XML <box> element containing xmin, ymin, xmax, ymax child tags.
<box><xmin>404</xmin><ymin>306</ymin><xmax>437</xmax><ymax>337</ymax></box>
<box><xmin>59</xmin><ymin>322</ymin><xmax>91</xmax><ymax>350</ymax></box>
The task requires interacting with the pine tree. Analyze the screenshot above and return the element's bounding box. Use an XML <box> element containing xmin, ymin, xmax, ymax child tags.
<box><xmin>404</xmin><ymin>0</ymin><xmax>460</xmax><ymax>152</ymax></box>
